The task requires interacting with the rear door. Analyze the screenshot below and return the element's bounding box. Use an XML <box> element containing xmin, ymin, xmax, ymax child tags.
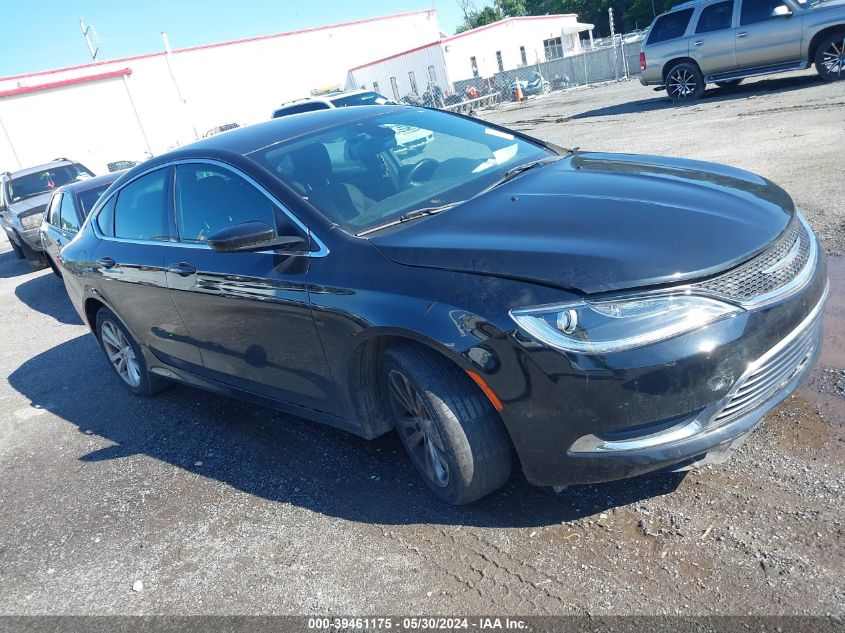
<box><xmin>735</xmin><ymin>0</ymin><xmax>802</xmax><ymax>68</ymax></box>
<box><xmin>164</xmin><ymin>161</ymin><xmax>341</xmax><ymax>415</ymax></box>
<box><xmin>691</xmin><ymin>0</ymin><xmax>738</xmax><ymax>76</ymax></box>
<box><xmin>92</xmin><ymin>167</ymin><xmax>203</xmax><ymax>368</ymax></box>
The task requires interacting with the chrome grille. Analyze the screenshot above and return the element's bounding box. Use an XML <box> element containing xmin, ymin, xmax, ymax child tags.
<box><xmin>694</xmin><ymin>217</ymin><xmax>811</xmax><ymax>303</ymax></box>
<box><xmin>712</xmin><ymin>296</ymin><xmax>824</xmax><ymax>425</ymax></box>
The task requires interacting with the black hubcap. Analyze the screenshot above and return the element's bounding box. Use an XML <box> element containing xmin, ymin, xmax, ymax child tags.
<box><xmin>668</xmin><ymin>69</ymin><xmax>697</xmax><ymax>99</ymax></box>
<box><xmin>387</xmin><ymin>369</ymin><xmax>450</xmax><ymax>487</ymax></box>
<box><xmin>821</xmin><ymin>38</ymin><xmax>845</xmax><ymax>78</ymax></box>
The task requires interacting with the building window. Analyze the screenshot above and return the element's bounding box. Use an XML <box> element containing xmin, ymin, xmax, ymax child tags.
<box><xmin>495</xmin><ymin>51</ymin><xmax>504</xmax><ymax>72</ymax></box>
<box><xmin>390</xmin><ymin>76</ymin><xmax>400</xmax><ymax>100</ymax></box>
<box><xmin>543</xmin><ymin>37</ymin><xmax>564</xmax><ymax>60</ymax></box>
<box><xmin>520</xmin><ymin>46</ymin><xmax>527</xmax><ymax>65</ymax></box>
<box><xmin>470</xmin><ymin>56</ymin><xmax>479</xmax><ymax>78</ymax></box>
<box><xmin>428</xmin><ymin>65</ymin><xmax>437</xmax><ymax>83</ymax></box>
<box><xmin>373</xmin><ymin>81</ymin><xmax>380</xmax><ymax>93</ymax></box>
<box><xmin>408</xmin><ymin>71</ymin><xmax>418</xmax><ymax>95</ymax></box>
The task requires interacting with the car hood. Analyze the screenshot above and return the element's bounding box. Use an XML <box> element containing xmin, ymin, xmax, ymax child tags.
<box><xmin>370</xmin><ymin>152</ymin><xmax>795</xmax><ymax>294</ymax></box>
<box><xmin>9</xmin><ymin>193</ymin><xmax>52</xmax><ymax>217</ymax></box>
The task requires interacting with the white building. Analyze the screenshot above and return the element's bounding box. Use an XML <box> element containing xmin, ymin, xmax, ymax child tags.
<box><xmin>347</xmin><ymin>15</ymin><xmax>594</xmax><ymax>99</ymax></box>
<box><xmin>0</xmin><ymin>10</ymin><xmax>441</xmax><ymax>174</ymax></box>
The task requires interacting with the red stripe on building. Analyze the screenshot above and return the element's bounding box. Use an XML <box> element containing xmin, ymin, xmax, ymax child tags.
<box><xmin>0</xmin><ymin>68</ymin><xmax>133</xmax><ymax>98</ymax></box>
<box><xmin>0</xmin><ymin>10</ymin><xmax>436</xmax><ymax>84</ymax></box>
<box><xmin>349</xmin><ymin>41</ymin><xmax>443</xmax><ymax>72</ymax></box>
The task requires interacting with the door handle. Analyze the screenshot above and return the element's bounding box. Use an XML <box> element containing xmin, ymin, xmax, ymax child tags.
<box><xmin>97</xmin><ymin>257</ymin><xmax>116</xmax><ymax>269</ymax></box>
<box><xmin>166</xmin><ymin>262</ymin><xmax>197</xmax><ymax>277</ymax></box>
<box><xmin>737</xmin><ymin>31</ymin><xmax>749</xmax><ymax>38</ymax></box>
<box><xmin>693</xmin><ymin>40</ymin><xmax>703</xmax><ymax>46</ymax></box>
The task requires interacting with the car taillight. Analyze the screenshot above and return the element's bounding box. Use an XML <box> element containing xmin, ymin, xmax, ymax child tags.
<box><xmin>640</xmin><ymin>52</ymin><xmax>646</xmax><ymax>70</ymax></box>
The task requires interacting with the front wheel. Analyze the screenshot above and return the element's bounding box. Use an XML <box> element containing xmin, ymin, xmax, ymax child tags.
<box><xmin>96</xmin><ymin>307</ymin><xmax>168</xmax><ymax>396</ymax></box>
<box><xmin>381</xmin><ymin>344</ymin><xmax>512</xmax><ymax>505</ymax></box>
<box><xmin>665</xmin><ymin>62</ymin><xmax>705</xmax><ymax>102</ymax></box>
<box><xmin>815</xmin><ymin>32</ymin><xmax>845</xmax><ymax>81</ymax></box>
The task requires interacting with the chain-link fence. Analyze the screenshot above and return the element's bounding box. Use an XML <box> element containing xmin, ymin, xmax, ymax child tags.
<box><xmin>446</xmin><ymin>37</ymin><xmax>645</xmax><ymax>111</ymax></box>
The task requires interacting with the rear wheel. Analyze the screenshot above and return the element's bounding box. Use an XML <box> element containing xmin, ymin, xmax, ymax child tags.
<box><xmin>95</xmin><ymin>307</ymin><xmax>168</xmax><ymax>396</ymax></box>
<box><xmin>381</xmin><ymin>343</ymin><xmax>512</xmax><ymax>505</ymax></box>
<box><xmin>815</xmin><ymin>32</ymin><xmax>845</xmax><ymax>81</ymax></box>
<box><xmin>666</xmin><ymin>62</ymin><xmax>705</xmax><ymax>102</ymax></box>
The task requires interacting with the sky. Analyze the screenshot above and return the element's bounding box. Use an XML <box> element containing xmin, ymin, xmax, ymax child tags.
<box><xmin>0</xmin><ymin>0</ymin><xmax>468</xmax><ymax>78</ymax></box>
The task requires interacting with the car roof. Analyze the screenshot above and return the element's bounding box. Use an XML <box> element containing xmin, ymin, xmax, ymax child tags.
<box><xmin>54</xmin><ymin>171</ymin><xmax>125</xmax><ymax>195</ymax></box>
<box><xmin>5</xmin><ymin>159</ymin><xmax>77</xmax><ymax>179</ymax></box>
<box><xmin>166</xmin><ymin>105</ymin><xmax>407</xmax><ymax>158</ymax></box>
<box><xmin>277</xmin><ymin>89</ymin><xmax>371</xmax><ymax>107</ymax></box>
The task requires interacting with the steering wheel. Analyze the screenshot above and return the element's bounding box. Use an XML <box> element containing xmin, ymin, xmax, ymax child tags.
<box><xmin>402</xmin><ymin>158</ymin><xmax>439</xmax><ymax>188</ymax></box>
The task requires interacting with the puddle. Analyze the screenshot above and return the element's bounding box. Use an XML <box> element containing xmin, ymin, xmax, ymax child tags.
<box><xmin>798</xmin><ymin>255</ymin><xmax>845</xmax><ymax>429</ymax></box>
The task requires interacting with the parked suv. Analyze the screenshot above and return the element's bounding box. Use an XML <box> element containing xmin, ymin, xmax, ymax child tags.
<box><xmin>640</xmin><ymin>0</ymin><xmax>845</xmax><ymax>101</ymax></box>
<box><xmin>0</xmin><ymin>158</ymin><xmax>94</xmax><ymax>268</ymax></box>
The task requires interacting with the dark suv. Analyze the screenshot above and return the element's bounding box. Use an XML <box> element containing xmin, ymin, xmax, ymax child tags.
<box><xmin>640</xmin><ymin>0</ymin><xmax>845</xmax><ymax>101</ymax></box>
<box><xmin>0</xmin><ymin>159</ymin><xmax>95</xmax><ymax>268</ymax></box>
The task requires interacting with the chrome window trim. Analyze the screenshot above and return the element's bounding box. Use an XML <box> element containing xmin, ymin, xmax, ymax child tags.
<box><xmin>90</xmin><ymin>158</ymin><xmax>329</xmax><ymax>258</ymax></box>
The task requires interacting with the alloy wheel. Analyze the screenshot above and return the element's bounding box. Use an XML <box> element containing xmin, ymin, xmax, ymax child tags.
<box><xmin>387</xmin><ymin>369</ymin><xmax>450</xmax><ymax>487</ymax></box>
<box><xmin>100</xmin><ymin>320</ymin><xmax>142</xmax><ymax>387</ymax></box>
<box><xmin>668</xmin><ymin>68</ymin><xmax>697</xmax><ymax>100</ymax></box>
<box><xmin>821</xmin><ymin>37</ymin><xmax>845</xmax><ymax>78</ymax></box>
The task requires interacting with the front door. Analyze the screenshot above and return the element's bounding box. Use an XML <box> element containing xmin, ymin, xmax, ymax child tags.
<box><xmin>691</xmin><ymin>0</ymin><xmax>738</xmax><ymax>76</ymax></box>
<box><xmin>735</xmin><ymin>0</ymin><xmax>803</xmax><ymax>68</ymax></box>
<box><xmin>164</xmin><ymin>161</ymin><xmax>340</xmax><ymax>416</ymax></box>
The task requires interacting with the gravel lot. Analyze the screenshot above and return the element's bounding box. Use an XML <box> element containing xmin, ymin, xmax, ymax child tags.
<box><xmin>0</xmin><ymin>71</ymin><xmax>843</xmax><ymax>616</ymax></box>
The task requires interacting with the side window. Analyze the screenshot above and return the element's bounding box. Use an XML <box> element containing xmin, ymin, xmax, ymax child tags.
<box><xmin>97</xmin><ymin>196</ymin><xmax>116</xmax><ymax>237</ymax></box>
<box><xmin>46</xmin><ymin>194</ymin><xmax>62</xmax><ymax>226</ymax></box>
<box><xmin>175</xmin><ymin>164</ymin><xmax>293</xmax><ymax>243</ymax></box>
<box><xmin>697</xmin><ymin>1</ymin><xmax>734</xmax><ymax>33</ymax></box>
<box><xmin>740</xmin><ymin>0</ymin><xmax>788</xmax><ymax>25</ymax></box>
<box><xmin>647</xmin><ymin>9</ymin><xmax>694</xmax><ymax>44</ymax></box>
<box><xmin>114</xmin><ymin>169</ymin><xmax>170</xmax><ymax>241</ymax></box>
<box><xmin>59</xmin><ymin>192</ymin><xmax>80</xmax><ymax>232</ymax></box>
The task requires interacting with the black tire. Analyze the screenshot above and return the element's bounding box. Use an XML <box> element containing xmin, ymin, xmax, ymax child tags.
<box><xmin>17</xmin><ymin>237</ymin><xmax>48</xmax><ymax>271</ymax></box>
<box><xmin>815</xmin><ymin>31</ymin><xmax>845</xmax><ymax>82</ymax></box>
<box><xmin>95</xmin><ymin>307</ymin><xmax>168</xmax><ymax>396</ymax></box>
<box><xmin>45</xmin><ymin>254</ymin><xmax>62</xmax><ymax>278</ymax></box>
<box><xmin>381</xmin><ymin>343</ymin><xmax>512</xmax><ymax>505</ymax></box>
<box><xmin>715</xmin><ymin>79</ymin><xmax>743</xmax><ymax>90</ymax></box>
<box><xmin>665</xmin><ymin>62</ymin><xmax>705</xmax><ymax>102</ymax></box>
<box><xmin>8</xmin><ymin>237</ymin><xmax>25</xmax><ymax>259</ymax></box>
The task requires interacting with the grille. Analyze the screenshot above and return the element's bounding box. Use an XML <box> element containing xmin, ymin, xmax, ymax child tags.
<box><xmin>712</xmin><ymin>305</ymin><xmax>822</xmax><ymax>425</ymax></box>
<box><xmin>693</xmin><ymin>218</ymin><xmax>811</xmax><ymax>303</ymax></box>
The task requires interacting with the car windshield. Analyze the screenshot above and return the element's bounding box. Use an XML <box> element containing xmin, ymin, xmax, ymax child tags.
<box><xmin>249</xmin><ymin>108</ymin><xmax>553</xmax><ymax>233</ymax></box>
<box><xmin>330</xmin><ymin>91</ymin><xmax>392</xmax><ymax>107</ymax></box>
<box><xmin>77</xmin><ymin>184</ymin><xmax>113</xmax><ymax>217</ymax></box>
<box><xmin>7</xmin><ymin>164</ymin><xmax>94</xmax><ymax>203</ymax></box>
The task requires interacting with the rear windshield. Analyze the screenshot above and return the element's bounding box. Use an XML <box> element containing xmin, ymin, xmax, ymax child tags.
<box><xmin>77</xmin><ymin>183</ymin><xmax>113</xmax><ymax>217</ymax></box>
<box><xmin>272</xmin><ymin>102</ymin><xmax>330</xmax><ymax>118</ymax></box>
<box><xmin>6</xmin><ymin>164</ymin><xmax>94</xmax><ymax>203</ymax></box>
<box><xmin>648</xmin><ymin>8</ymin><xmax>694</xmax><ymax>44</ymax></box>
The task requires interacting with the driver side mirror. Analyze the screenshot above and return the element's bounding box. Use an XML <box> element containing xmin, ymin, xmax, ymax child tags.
<box><xmin>207</xmin><ymin>220</ymin><xmax>305</xmax><ymax>253</ymax></box>
<box><xmin>772</xmin><ymin>4</ymin><xmax>792</xmax><ymax>17</ymax></box>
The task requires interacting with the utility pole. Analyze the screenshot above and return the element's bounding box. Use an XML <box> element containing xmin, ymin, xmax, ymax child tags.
<box><xmin>80</xmin><ymin>18</ymin><xmax>153</xmax><ymax>157</ymax></box>
<box><xmin>608</xmin><ymin>7</ymin><xmax>619</xmax><ymax>80</ymax></box>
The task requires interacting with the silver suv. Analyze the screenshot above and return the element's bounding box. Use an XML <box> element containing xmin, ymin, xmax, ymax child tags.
<box><xmin>0</xmin><ymin>159</ymin><xmax>94</xmax><ymax>268</ymax></box>
<box><xmin>640</xmin><ymin>0</ymin><xmax>845</xmax><ymax>101</ymax></box>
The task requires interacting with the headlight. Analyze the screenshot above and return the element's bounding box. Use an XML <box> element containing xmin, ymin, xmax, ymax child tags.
<box><xmin>510</xmin><ymin>293</ymin><xmax>741</xmax><ymax>354</ymax></box>
<box><xmin>21</xmin><ymin>212</ymin><xmax>45</xmax><ymax>230</ymax></box>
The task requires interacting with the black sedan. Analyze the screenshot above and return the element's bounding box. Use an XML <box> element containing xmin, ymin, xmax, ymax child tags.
<box><xmin>58</xmin><ymin>106</ymin><xmax>827</xmax><ymax>504</ymax></box>
<box><xmin>40</xmin><ymin>171</ymin><xmax>125</xmax><ymax>277</ymax></box>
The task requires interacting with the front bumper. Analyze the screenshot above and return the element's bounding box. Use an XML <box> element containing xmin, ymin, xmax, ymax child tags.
<box><xmin>483</xmin><ymin>244</ymin><xmax>828</xmax><ymax>487</ymax></box>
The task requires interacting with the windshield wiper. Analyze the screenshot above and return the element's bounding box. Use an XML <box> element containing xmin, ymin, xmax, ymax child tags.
<box><xmin>478</xmin><ymin>156</ymin><xmax>563</xmax><ymax>196</ymax></box>
<box><xmin>358</xmin><ymin>201</ymin><xmax>462</xmax><ymax>236</ymax></box>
